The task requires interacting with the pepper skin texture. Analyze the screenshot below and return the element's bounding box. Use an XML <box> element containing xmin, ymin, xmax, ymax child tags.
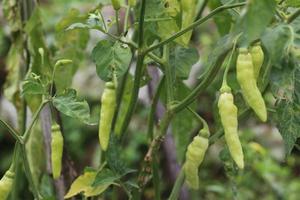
<box><xmin>236</xmin><ymin>48</ymin><xmax>267</xmax><ymax>122</ymax></box>
<box><xmin>0</xmin><ymin>169</ymin><xmax>14</xmax><ymax>200</ymax></box>
<box><xmin>218</xmin><ymin>91</ymin><xmax>244</xmax><ymax>169</ymax></box>
<box><xmin>184</xmin><ymin>135</ymin><xmax>209</xmax><ymax>189</ymax></box>
<box><xmin>99</xmin><ymin>81</ymin><xmax>116</xmax><ymax>151</ymax></box>
<box><xmin>111</xmin><ymin>0</ymin><xmax>121</xmax><ymax>10</ymax></box>
<box><xmin>51</xmin><ymin>123</ymin><xmax>64</xmax><ymax>179</ymax></box>
<box><xmin>250</xmin><ymin>43</ymin><xmax>264</xmax><ymax>80</ymax></box>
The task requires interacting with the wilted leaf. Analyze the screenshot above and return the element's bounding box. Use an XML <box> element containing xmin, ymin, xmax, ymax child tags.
<box><xmin>2</xmin><ymin>0</ymin><xmax>22</xmax><ymax>32</ymax></box>
<box><xmin>3</xmin><ymin>36</ymin><xmax>23</xmax><ymax>103</ymax></box>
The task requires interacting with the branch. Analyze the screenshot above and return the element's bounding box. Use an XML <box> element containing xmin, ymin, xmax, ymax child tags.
<box><xmin>168</xmin><ymin>169</ymin><xmax>185</xmax><ymax>200</ymax></box>
<box><xmin>118</xmin><ymin>0</ymin><xmax>147</xmax><ymax>136</ymax></box>
<box><xmin>171</xmin><ymin>55</ymin><xmax>224</xmax><ymax>114</ymax></box>
<box><xmin>0</xmin><ymin>119</ymin><xmax>22</xmax><ymax>143</ymax></box>
<box><xmin>145</xmin><ymin>2</ymin><xmax>246</xmax><ymax>54</ymax></box>
<box><xmin>23</xmin><ymin>100</ymin><xmax>48</xmax><ymax>142</ymax></box>
<box><xmin>287</xmin><ymin>8</ymin><xmax>300</xmax><ymax>24</ymax></box>
<box><xmin>147</xmin><ymin>75</ymin><xmax>165</xmax><ymax>140</ymax></box>
<box><xmin>163</xmin><ymin>44</ymin><xmax>174</xmax><ymax>106</ymax></box>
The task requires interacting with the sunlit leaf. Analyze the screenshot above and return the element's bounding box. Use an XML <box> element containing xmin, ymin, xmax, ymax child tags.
<box><xmin>64</xmin><ymin>168</ymin><xmax>111</xmax><ymax>199</ymax></box>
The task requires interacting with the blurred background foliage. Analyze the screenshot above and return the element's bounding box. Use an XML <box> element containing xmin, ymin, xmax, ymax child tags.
<box><xmin>0</xmin><ymin>0</ymin><xmax>300</xmax><ymax>199</ymax></box>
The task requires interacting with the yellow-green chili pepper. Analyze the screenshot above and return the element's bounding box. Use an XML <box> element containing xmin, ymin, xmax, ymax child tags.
<box><xmin>51</xmin><ymin>123</ymin><xmax>64</xmax><ymax>179</ymax></box>
<box><xmin>250</xmin><ymin>43</ymin><xmax>264</xmax><ymax>80</ymax></box>
<box><xmin>218</xmin><ymin>86</ymin><xmax>244</xmax><ymax>169</ymax></box>
<box><xmin>0</xmin><ymin>166</ymin><xmax>14</xmax><ymax>200</ymax></box>
<box><xmin>128</xmin><ymin>0</ymin><xmax>136</xmax><ymax>7</ymax></box>
<box><xmin>184</xmin><ymin>128</ymin><xmax>209</xmax><ymax>189</ymax></box>
<box><xmin>111</xmin><ymin>0</ymin><xmax>121</xmax><ymax>10</ymax></box>
<box><xmin>236</xmin><ymin>48</ymin><xmax>267</xmax><ymax>122</ymax></box>
<box><xmin>99</xmin><ymin>81</ymin><xmax>116</xmax><ymax>151</ymax></box>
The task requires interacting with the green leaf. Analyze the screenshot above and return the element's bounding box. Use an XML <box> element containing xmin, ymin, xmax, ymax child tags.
<box><xmin>39</xmin><ymin>175</ymin><xmax>56</xmax><ymax>200</ymax></box>
<box><xmin>275</xmin><ymin>99</ymin><xmax>300</xmax><ymax>154</ymax></box>
<box><xmin>55</xmin><ymin>8</ymin><xmax>89</xmax><ymax>72</ymax></box>
<box><xmin>106</xmin><ymin>135</ymin><xmax>128</xmax><ymax>175</ymax></box>
<box><xmin>24</xmin><ymin>8</ymin><xmax>52</xmax><ymax>111</ymax></box>
<box><xmin>53</xmin><ymin>61</ymin><xmax>74</xmax><ymax>94</ymax></box>
<box><xmin>64</xmin><ymin>168</ymin><xmax>111</xmax><ymax>199</ymax></box>
<box><xmin>52</xmin><ymin>89</ymin><xmax>96</xmax><ymax>125</ymax></box>
<box><xmin>92</xmin><ymin>40</ymin><xmax>132</xmax><ymax>81</ymax></box>
<box><xmin>26</xmin><ymin>121</ymin><xmax>46</xmax><ymax>187</ymax></box>
<box><xmin>0</xmin><ymin>30</ymin><xmax>10</xmax><ymax>57</ymax></box>
<box><xmin>93</xmin><ymin>167</ymin><xmax>136</xmax><ymax>187</ymax></box>
<box><xmin>66</xmin><ymin>12</ymin><xmax>106</xmax><ymax>31</ymax></box>
<box><xmin>272</xmin><ymin>57</ymin><xmax>300</xmax><ymax>154</ymax></box>
<box><xmin>286</xmin><ymin>0</ymin><xmax>300</xmax><ymax>7</ymax></box>
<box><xmin>170</xmin><ymin>46</ymin><xmax>199</xmax><ymax>79</ymax></box>
<box><xmin>235</xmin><ymin>0</ymin><xmax>276</xmax><ymax>47</ymax></box>
<box><xmin>24</xmin><ymin>8</ymin><xmax>52</xmax><ymax>79</ymax></box>
<box><xmin>21</xmin><ymin>73</ymin><xmax>47</xmax><ymax>96</ymax></box>
<box><xmin>209</xmin><ymin>0</ymin><xmax>234</xmax><ymax>36</ymax></box>
<box><xmin>169</xmin><ymin>81</ymin><xmax>198</xmax><ymax>162</ymax></box>
<box><xmin>93</xmin><ymin>168</ymin><xmax>120</xmax><ymax>187</ymax></box>
<box><xmin>198</xmin><ymin>34</ymin><xmax>235</xmax><ymax>79</ymax></box>
<box><xmin>157</xmin><ymin>0</ymin><xmax>181</xmax><ymax>44</ymax></box>
<box><xmin>261</xmin><ymin>25</ymin><xmax>293</xmax><ymax>67</ymax></box>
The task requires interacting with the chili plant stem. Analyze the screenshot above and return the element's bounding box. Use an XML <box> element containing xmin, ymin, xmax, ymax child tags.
<box><xmin>148</xmin><ymin>53</ymin><xmax>165</xmax><ymax>66</ymax></box>
<box><xmin>152</xmin><ymin>156</ymin><xmax>161</xmax><ymax>200</ymax></box>
<box><xmin>147</xmin><ymin>76</ymin><xmax>165</xmax><ymax>140</ymax></box>
<box><xmin>171</xmin><ymin>55</ymin><xmax>224</xmax><ymax>113</ymax></box>
<box><xmin>163</xmin><ymin>44</ymin><xmax>174</xmax><ymax>106</ymax></box>
<box><xmin>21</xmin><ymin>144</ymin><xmax>41</xmax><ymax>199</ymax></box>
<box><xmin>119</xmin><ymin>0</ymin><xmax>147</xmax><ymax>135</ymax></box>
<box><xmin>168</xmin><ymin>108</ymin><xmax>251</xmax><ymax>199</ymax></box>
<box><xmin>124</xmin><ymin>6</ymin><xmax>131</xmax><ymax>34</ymax></box>
<box><xmin>23</xmin><ymin>100</ymin><xmax>49</xmax><ymax>143</ymax></box>
<box><xmin>115</xmin><ymin>10</ymin><xmax>120</xmax><ymax>34</ymax></box>
<box><xmin>145</xmin><ymin>2</ymin><xmax>246</xmax><ymax>54</ymax></box>
<box><xmin>0</xmin><ymin>119</ymin><xmax>22</xmax><ymax>143</ymax></box>
<box><xmin>287</xmin><ymin>8</ymin><xmax>300</xmax><ymax>23</ymax></box>
<box><xmin>196</xmin><ymin>0</ymin><xmax>209</xmax><ymax>19</ymax></box>
<box><xmin>168</xmin><ymin>168</ymin><xmax>185</xmax><ymax>200</ymax></box>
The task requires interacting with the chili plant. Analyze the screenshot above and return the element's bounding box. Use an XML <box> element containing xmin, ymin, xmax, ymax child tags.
<box><xmin>0</xmin><ymin>0</ymin><xmax>300</xmax><ymax>199</ymax></box>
